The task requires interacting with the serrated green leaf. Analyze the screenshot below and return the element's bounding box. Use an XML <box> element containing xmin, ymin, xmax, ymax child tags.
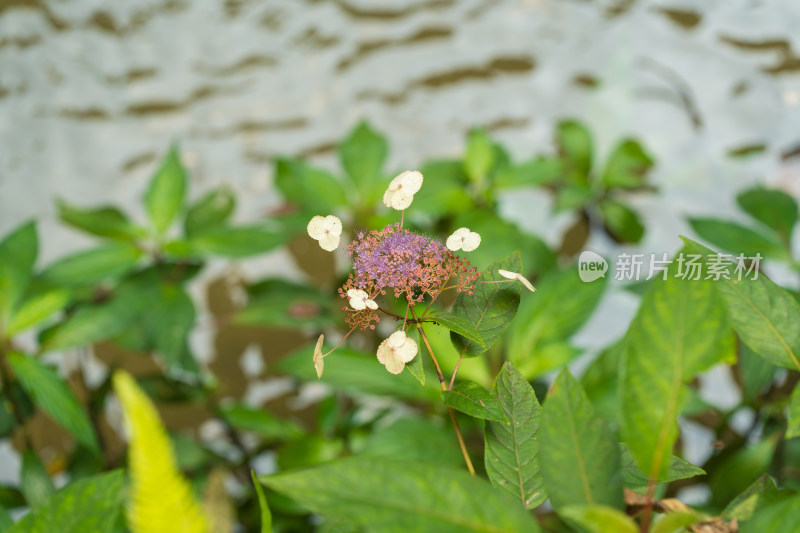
<box><xmin>40</xmin><ymin>243</ymin><xmax>142</xmax><ymax>287</ymax></box>
<box><xmin>621</xmin><ymin>257</ymin><xmax>734</xmax><ymax>481</ymax></box>
<box><xmin>6</xmin><ymin>287</ymin><xmax>71</xmax><ymax>336</ymax></box>
<box><xmin>601</xmin><ymin>139</ymin><xmax>654</xmax><ymax>189</ymax></box>
<box><xmin>540</xmin><ymin>369</ymin><xmax>623</xmax><ymax>511</ymax></box>
<box><xmin>620</xmin><ymin>444</ymin><xmax>705</xmax><ymax>491</ymax></box>
<box><xmin>9</xmin><ymin>352</ymin><xmax>99</xmax><ymax>452</ymax></box>
<box><xmin>20</xmin><ymin>450</ymin><xmax>54</xmax><ymax>508</ymax></box>
<box><xmin>682</xmin><ymin>237</ymin><xmax>800</xmax><ymax>371</ymax></box>
<box><xmin>339</xmin><ymin>122</ymin><xmax>387</xmax><ymax>200</ymax></box>
<box><xmin>484</xmin><ymin>362</ymin><xmax>546</xmax><ymax>509</ymax></box>
<box><xmin>184</xmin><ymin>186</ymin><xmax>236</xmax><ymax>237</ymax></box>
<box><xmin>722</xmin><ymin>475</ymin><xmax>780</xmax><ymax>521</ymax></box>
<box><xmin>442</xmin><ymin>381</ymin><xmax>506</xmax><ymax>422</ymax></box>
<box><xmin>0</xmin><ymin>221</ymin><xmax>37</xmax><ymax>329</ymax></box>
<box><xmin>509</xmin><ymin>267</ymin><xmax>606</xmax><ymax>378</ymax></box>
<box><xmin>463</xmin><ymin>129</ymin><xmax>495</xmax><ymax>183</ymax></box>
<box><xmin>688</xmin><ymin>218</ymin><xmax>788</xmax><ymax>260</ymax></box>
<box><xmin>600</xmin><ymin>199</ymin><xmax>645</xmax><ymax>243</ymax></box>
<box><xmin>427</xmin><ymin>310</ymin><xmax>485</xmax><ymax>347</ymax></box>
<box><xmin>220</xmin><ymin>404</ymin><xmax>302</xmax><ymax>442</ymax></box>
<box><xmin>10</xmin><ymin>470</ymin><xmax>123</xmax><ymax>533</ymax></box>
<box><xmin>262</xmin><ymin>457</ymin><xmax>540</xmax><ymax>533</ymax></box>
<box><xmin>449</xmin><ymin>251</ymin><xmax>522</xmax><ymax>357</ymax></box>
<box><xmin>274</xmin><ymin>158</ymin><xmax>348</xmax><ymax>213</ymax></box>
<box><xmin>559</xmin><ymin>504</ymin><xmax>638</xmax><ymax>533</ymax></box>
<box><xmin>251</xmin><ymin>470</ymin><xmax>272</xmax><ymax>533</ymax></box>
<box><xmin>145</xmin><ymin>145</ymin><xmax>187</xmax><ymax>235</ymax></box>
<box><xmin>188</xmin><ymin>225</ymin><xmax>285</xmax><ymax>257</ymax></box>
<box><xmin>739</xmin><ymin>491</ymin><xmax>800</xmax><ymax>532</ymax></box>
<box><xmin>57</xmin><ymin>199</ymin><xmax>143</xmax><ymax>241</ymax></box>
<box><xmin>736</xmin><ymin>186</ymin><xmax>798</xmax><ymax>243</ymax></box>
<box><xmin>556</xmin><ymin>119</ymin><xmax>593</xmax><ymax>180</ymax></box>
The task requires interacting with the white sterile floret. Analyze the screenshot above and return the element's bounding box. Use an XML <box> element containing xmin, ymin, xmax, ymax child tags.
<box><xmin>446</xmin><ymin>227</ymin><xmax>481</xmax><ymax>252</ymax></box>
<box><xmin>376</xmin><ymin>331</ymin><xmax>418</xmax><ymax>374</ymax></box>
<box><xmin>313</xmin><ymin>334</ymin><xmax>325</xmax><ymax>379</ymax></box>
<box><xmin>383</xmin><ymin>170</ymin><xmax>423</xmax><ymax>210</ymax></box>
<box><xmin>307</xmin><ymin>215</ymin><xmax>342</xmax><ymax>251</ymax></box>
<box><xmin>346</xmin><ymin>289</ymin><xmax>378</xmax><ymax>311</ymax></box>
<box><xmin>498</xmin><ymin>269</ymin><xmax>537</xmax><ymax>292</ymax></box>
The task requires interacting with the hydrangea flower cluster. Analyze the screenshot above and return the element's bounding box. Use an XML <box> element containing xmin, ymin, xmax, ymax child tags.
<box><xmin>308</xmin><ymin>169</ymin><xmax>532</xmax><ymax>377</ymax></box>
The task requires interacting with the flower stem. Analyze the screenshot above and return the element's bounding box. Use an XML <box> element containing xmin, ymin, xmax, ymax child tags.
<box><xmin>411</xmin><ymin>309</ymin><xmax>476</xmax><ymax>475</ymax></box>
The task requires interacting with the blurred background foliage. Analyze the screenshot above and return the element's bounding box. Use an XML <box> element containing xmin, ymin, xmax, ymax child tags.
<box><xmin>1</xmin><ymin>116</ymin><xmax>799</xmax><ymax>531</ymax></box>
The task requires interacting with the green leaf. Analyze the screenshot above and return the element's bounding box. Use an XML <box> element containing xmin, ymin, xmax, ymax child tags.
<box><xmin>0</xmin><ymin>221</ymin><xmax>37</xmax><ymax>329</ymax></box>
<box><xmin>740</xmin><ymin>493</ymin><xmax>800</xmax><ymax>532</ymax></box>
<box><xmin>599</xmin><ymin>199</ymin><xmax>645</xmax><ymax>243</ymax></box>
<box><xmin>274</xmin><ymin>158</ymin><xmax>348</xmax><ymax>213</ymax></box>
<box><xmin>737</xmin><ymin>186</ymin><xmax>798</xmax><ymax>243</ymax></box>
<box><xmin>620</xmin><ymin>444</ymin><xmax>705</xmax><ymax>491</ymax></box>
<box><xmin>739</xmin><ymin>342</ymin><xmax>777</xmax><ymax>403</ymax></box>
<box><xmin>555</xmin><ymin>119</ymin><xmax>593</xmax><ymax>180</ymax></box>
<box><xmin>145</xmin><ymin>145</ymin><xmax>187</xmax><ymax>235</ymax></box>
<box><xmin>40</xmin><ymin>243</ymin><xmax>142</xmax><ymax>287</ymax></box>
<box><xmin>651</xmin><ymin>512</ymin><xmax>703</xmax><ymax>533</ymax></box>
<box><xmin>20</xmin><ymin>451</ymin><xmax>54</xmax><ymax>507</ymax></box>
<box><xmin>708</xmin><ymin>435</ymin><xmax>779</xmax><ymax>509</ymax></box>
<box><xmin>220</xmin><ymin>404</ymin><xmax>303</xmax><ymax>442</ymax></box>
<box><xmin>540</xmin><ymin>369</ymin><xmax>623</xmax><ymax>511</ymax></box>
<box><xmin>262</xmin><ymin>457</ymin><xmax>540</xmax><ymax>533</ymax></box>
<box><xmin>339</xmin><ymin>122</ymin><xmax>387</xmax><ymax>200</ymax></box>
<box><xmin>722</xmin><ymin>475</ymin><xmax>780</xmax><ymax>521</ymax></box>
<box><xmin>278</xmin><ymin>343</ymin><xmax>439</xmax><ymax>403</ymax></box>
<box><xmin>463</xmin><ymin>129</ymin><xmax>495</xmax><ymax>183</ymax></box>
<box><xmin>601</xmin><ymin>139</ymin><xmax>654</xmax><ymax>189</ymax></box>
<box><xmin>494</xmin><ymin>156</ymin><xmax>562</xmax><ymax>188</ymax></box>
<box><xmin>427</xmin><ymin>310</ymin><xmax>485</xmax><ymax>348</ymax></box>
<box><xmin>251</xmin><ymin>470</ymin><xmax>272</xmax><ymax>533</ymax></box>
<box><xmin>9</xmin><ymin>352</ymin><xmax>99</xmax><ymax>452</ymax></box>
<box><xmin>688</xmin><ymin>218</ymin><xmax>788</xmax><ymax>260</ymax></box>
<box><xmin>581</xmin><ymin>340</ymin><xmax>624</xmax><ymax>424</ymax></box>
<box><xmin>554</xmin><ymin>184</ymin><xmax>594</xmax><ymax>211</ymax></box>
<box><xmin>235</xmin><ymin>280</ymin><xmax>335</xmax><ymax>329</ymax></box>
<box><xmin>620</xmin><ymin>259</ymin><xmax>734</xmax><ymax>481</ymax></box>
<box><xmin>184</xmin><ymin>186</ymin><xmax>236</xmax><ymax>237</ymax></box>
<box><xmin>442</xmin><ymin>381</ymin><xmax>506</xmax><ymax>422</ymax></box>
<box><xmin>682</xmin><ymin>237</ymin><xmax>800</xmax><ymax>371</ymax></box>
<box><xmin>405</xmin><ymin>160</ymin><xmax>472</xmax><ymax>216</ymax></box>
<box><xmin>449</xmin><ymin>251</ymin><xmax>522</xmax><ymax>357</ymax></box>
<box><xmin>144</xmin><ymin>284</ymin><xmax>196</xmax><ymax>374</ymax></box>
<box><xmin>9</xmin><ymin>470</ymin><xmax>123</xmax><ymax>533</ymax></box>
<box><xmin>0</xmin><ymin>504</ymin><xmax>11</xmax><ymax>532</ymax></box>
<box><xmin>559</xmin><ymin>505</ymin><xmax>638</xmax><ymax>533</ymax></box>
<box><xmin>6</xmin><ymin>287</ymin><xmax>71</xmax><ymax>336</ymax></box>
<box><xmin>509</xmin><ymin>267</ymin><xmax>606</xmax><ymax>378</ymax></box>
<box><xmin>57</xmin><ymin>199</ymin><xmax>142</xmax><ymax>241</ymax></box>
<box><xmin>789</xmin><ymin>384</ymin><xmax>800</xmax><ymax>439</ymax></box>
<box><xmin>358</xmin><ymin>417</ymin><xmax>463</xmax><ymax>468</ymax></box>
<box><xmin>39</xmin><ymin>297</ymin><xmax>136</xmax><ymax>353</ymax></box>
<box><xmin>188</xmin><ymin>225</ymin><xmax>285</xmax><ymax>257</ymax></box>
<box><xmin>484</xmin><ymin>362</ymin><xmax>546</xmax><ymax>509</ymax></box>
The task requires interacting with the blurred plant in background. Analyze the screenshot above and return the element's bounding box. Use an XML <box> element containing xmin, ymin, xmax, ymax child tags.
<box><xmin>1</xmin><ymin>120</ymin><xmax>800</xmax><ymax>532</ymax></box>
